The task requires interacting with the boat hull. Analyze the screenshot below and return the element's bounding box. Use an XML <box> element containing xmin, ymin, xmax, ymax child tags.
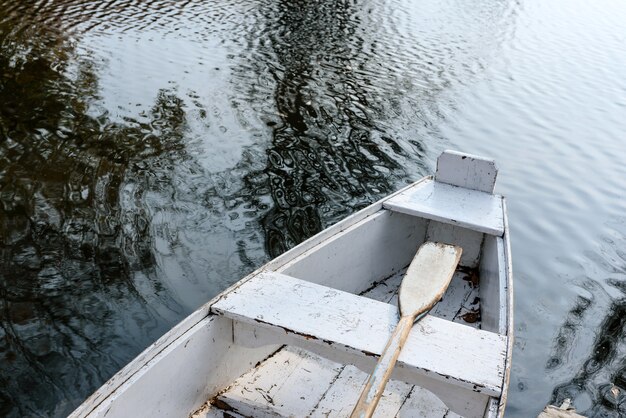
<box><xmin>70</xmin><ymin>152</ymin><xmax>513</xmax><ymax>418</ymax></box>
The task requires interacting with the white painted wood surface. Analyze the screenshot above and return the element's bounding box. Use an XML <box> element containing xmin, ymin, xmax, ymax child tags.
<box><xmin>202</xmin><ymin>347</ymin><xmax>460</xmax><ymax>418</ymax></box>
<box><xmin>311</xmin><ymin>363</ymin><xmax>415</xmax><ymax>418</ymax></box>
<box><xmin>71</xmin><ymin>315</ymin><xmax>277</xmax><ymax>418</ymax></box>
<box><xmin>230</xmin><ymin>316</ymin><xmax>490</xmax><ymax>417</ymax></box>
<box><xmin>211</xmin><ymin>272</ymin><xmax>507</xmax><ymax>397</ymax></box>
<box><xmin>484</xmin><ymin>398</ymin><xmax>500</xmax><ymax>418</ymax></box>
<box><xmin>384</xmin><ymin>179</ymin><xmax>504</xmax><ymax>236</ymax></box>
<box><xmin>278</xmin><ymin>210</ymin><xmax>428</xmax><ymax>294</ymax></box>
<box><xmin>425</xmin><ymin>221</ymin><xmax>484</xmax><ymax>268</ymax></box>
<box><xmin>397</xmin><ymin>386</ymin><xmax>463</xmax><ymax>418</ymax></box>
<box><xmin>430</xmin><ymin>272</ymin><xmax>481</xmax><ymax>328</ymax></box>
<box><xmin>479</xmin><ymin>235</ymin><xmax>508</xmax><ymax>334</ymax></box>
<box><xmin>227</xmin><ymin>270</ymin><xmax>491</xmax><ymax>418</ymax></box>
<box><xmin>216</xmin><ymin>347</ymin><xmax>344</xmax><ymax>417</ymax></box>
<box><xmin>435</xmin><ymin>150</ymin><xmax>498</xmax><ymax>193</ymax></box>
<box><xmin>199</xmin><ymin>347</ymin><xmax>458</xmax><ymax>418</ymax></box>
<box><xmin>497</xmin><ymin>197</ymin><xmax>514</xmax><ymax>418</ymax></box>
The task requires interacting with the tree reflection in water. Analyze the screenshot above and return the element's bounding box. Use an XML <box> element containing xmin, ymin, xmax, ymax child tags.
<box><xmin>228</xmin><ymin>0</ymin><xmax>427</xmax><ymax>259</ymax></box>
<box><xmin>0</xmin><ymin>21</ymin><xmax>188</xmax><ymax>417</ymax></box>
<box><xmin>547</xmin><ymin>225</ymin><xmax>626</xmax><ymax>417</ymax></box>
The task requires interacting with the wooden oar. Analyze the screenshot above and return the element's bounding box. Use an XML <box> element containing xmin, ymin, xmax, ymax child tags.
<box><xmin>350</xmin><ymin>241</ymin><xmax>462</xmax><ymax>418</ymax></box>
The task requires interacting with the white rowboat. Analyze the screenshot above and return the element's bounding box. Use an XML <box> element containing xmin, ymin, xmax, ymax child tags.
<box><xmin>70</xmin><ymin>150</ymin><xmax>513</xmax><ymax>418</ymax></box>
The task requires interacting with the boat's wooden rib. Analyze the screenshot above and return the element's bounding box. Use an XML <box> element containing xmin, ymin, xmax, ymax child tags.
<box><xmin>211</xmin><ymin>271</ymin><xmax>506</xmax><ymax>417</ymax></box>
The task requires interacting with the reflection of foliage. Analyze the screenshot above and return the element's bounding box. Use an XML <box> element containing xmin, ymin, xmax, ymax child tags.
<box><xmin>548</xmin><ymin>228</ymin><xmax>626</xmax><ymax>417</ymax></box>
<box><xmin>550</xmin><ymin>301</ymin><xmax>626</xmax><ymax>416</ymax></box>
<box><xmin>0</xmin><ymin>21</ymin><xmax>188</xmax><ymax>418</ymax></box>
<box><xmin>546</xmin><ymin>295</ymin><xmax>592</xmax><ymax>371</ymax></box>
<box><xmin>230</xmin><ymin>0</ymin><xmax>418</xmax><ymax>258</ymax></box>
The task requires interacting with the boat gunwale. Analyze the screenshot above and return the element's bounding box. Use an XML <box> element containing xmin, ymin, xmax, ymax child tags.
<box><xmin>496</xmin><ymin>197</ymin><xmax>514</xmax><ymax>418</ymax></box>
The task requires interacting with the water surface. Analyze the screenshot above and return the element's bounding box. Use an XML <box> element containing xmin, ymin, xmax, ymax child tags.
<box><xmin>0</xmin><ymin>0</ymin><xmax>625</xmax><ymax>416</ymax></box>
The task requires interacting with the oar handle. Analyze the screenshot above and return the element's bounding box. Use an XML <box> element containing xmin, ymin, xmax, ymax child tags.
<box><xmin>350</xmin><ymin>314</ymin><xmax>419</xmax><ymax>418</ymax></box>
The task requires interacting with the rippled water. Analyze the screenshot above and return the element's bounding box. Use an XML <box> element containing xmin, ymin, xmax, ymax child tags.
<box><xmin>0</xmin><ymin>0</ymin><xmax>624</xmax><ymax>416</ymax></box>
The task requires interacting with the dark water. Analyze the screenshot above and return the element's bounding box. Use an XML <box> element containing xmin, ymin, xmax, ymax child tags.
<box><xmin>0</xmin><ymin>0</ymin><xmax>625</xmax><ymax>417</ymax></box>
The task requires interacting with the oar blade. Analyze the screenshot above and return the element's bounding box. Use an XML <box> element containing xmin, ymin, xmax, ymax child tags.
<box><xmin>399</xmin><ymin>242</ymin><xmax>462</xmax><ymax>318</ymax></box>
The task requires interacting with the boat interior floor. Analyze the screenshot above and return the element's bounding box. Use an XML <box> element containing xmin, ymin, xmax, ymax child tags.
<box><xmin>194</xmin><ymin>267</ymin><xmax>481</xmax><ymax>418</ymax></box>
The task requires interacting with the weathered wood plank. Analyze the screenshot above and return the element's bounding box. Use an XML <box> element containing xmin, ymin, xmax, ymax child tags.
<box><xmin>360</xmin><ymin>270</ymin><xmax>404</xmax><ymax>305</ymax></box>
<box><xmin>538</xmin><ymin>399</ymin><xmax>587</xmax><ymax>418</ymax></box>
<box><xmin>191</xmin><ymin>402</ymin><xmax>249</xmax><ymax>418</ymax></box>
<box><xmin>211</xmin><ymin>272</ymin><xmax>507</xmax><ymax>397</ymax></box>
<box><xmin>216</xmin><ymin>347</ymin><xmax>343</xmax><ymax>417</ymax></box>
<box><xmin>310</xmin><ymin>365</ymin><xmax>414</xmax><ymax>417</ymax></box>
<box><xmin>384</xmin><ymin>180</ymin><xmax>504</xmax><ymax>236</ymax></box>
<box><xmin>484</xmin><ymin>398</ymin><xmax>500</xmax><ymax>418</ymax></box>
<box><xmin>435</xmin><ymin>150</ymin><xmax>498</xmax><ymax>193</ymax></box>
<box><xmin>395</xmin><ymin>385</ymin><xmax>457</xmax><ymax>418</ymax></box>
<box><xmin>434</xmin><ymin>271</ymin><xmax>480</xmax><ymax>328</ymax></box>
<box><xmin>214</xmin><ymin>346</ymin><xmax>454</xmax><ymax>418</ymax></box>
<box><xmin>310</xmin><ymin>362</ymin><xmax>453</xmax><ymax>418</ymax></box>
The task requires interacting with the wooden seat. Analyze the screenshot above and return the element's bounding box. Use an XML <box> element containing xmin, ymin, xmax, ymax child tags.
<box><xmin>211</xmin><ymin>272</ymin><xmax>507</xmax><ymax>417</ymax></box>
<box><xmin>384</xmin><ymin>179</ymin><xmax>504</xmax><ymax>236</ymax></box>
